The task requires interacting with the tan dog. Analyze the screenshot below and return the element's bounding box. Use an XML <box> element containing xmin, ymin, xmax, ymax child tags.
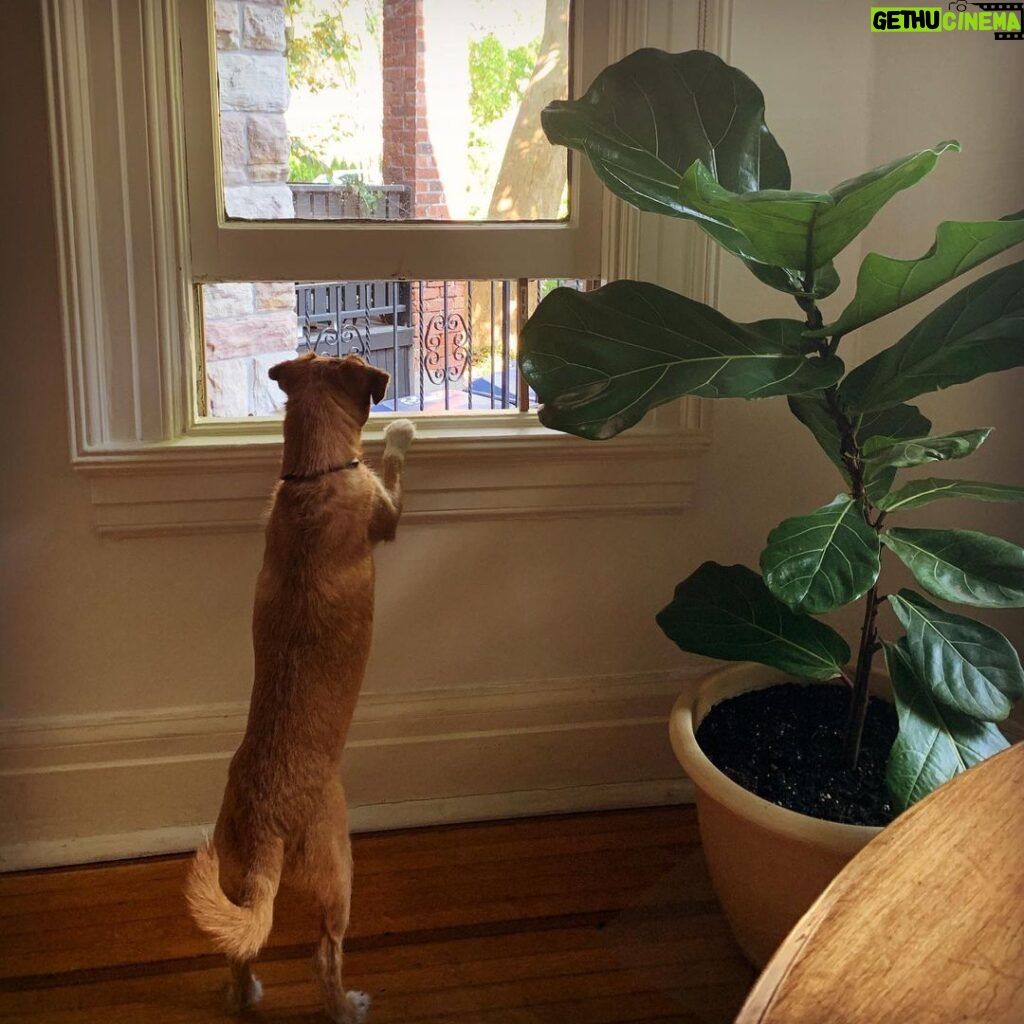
<box><xmin>185</xmin><ymin>352</ymin><xmax>415</xmax><ymax>1022</ymax></box>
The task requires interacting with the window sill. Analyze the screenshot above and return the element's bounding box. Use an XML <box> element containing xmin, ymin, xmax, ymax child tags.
<box><xmin>77</xmin><ymin>408</ymin><xmax>712</xmax><ymax>538</ymax></box>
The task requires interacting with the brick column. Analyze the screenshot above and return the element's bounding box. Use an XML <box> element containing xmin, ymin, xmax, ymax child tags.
<box><xmin>382</xmin><ymin>0</ymin><xmax>449</xmax><ymax>220</ymax></box>
<box><xmin>382</xmin><ymin>1</ymin><xmax>467</xmax><ymax>401</ymax></box>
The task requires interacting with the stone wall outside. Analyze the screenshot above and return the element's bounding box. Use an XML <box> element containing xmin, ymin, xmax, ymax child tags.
<box><xmin>205</xmin><ymin>0</ymin><xmax>296</xmax><ymax>417</ymax></box>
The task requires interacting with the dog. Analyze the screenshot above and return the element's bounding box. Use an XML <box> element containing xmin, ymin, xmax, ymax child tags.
<box><xmin>185</xmin><ymin>352</ymin><xmax>415</xmax><ymax>1022</ymax></box>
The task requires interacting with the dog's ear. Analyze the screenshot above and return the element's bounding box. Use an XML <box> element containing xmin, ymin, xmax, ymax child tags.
<box><xmin>336</xmin><ymin>357</ymin><xmax>390</xmax><ymax>408</ymax></box>
<box><xmin>268</xmin><ymin>352</ymin><xmax>316</xmax><ymax>393</ymax></box>
<box><xmin>366</xmin><ymin>365</ymin><xmax>390</xmax><ymax>405</ymax></box>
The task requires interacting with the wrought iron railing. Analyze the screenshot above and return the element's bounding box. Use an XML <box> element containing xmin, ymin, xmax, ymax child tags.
<box><xmin>296</xmin><ymin>281</ymin><xmax>414</xmax><ymax>402</ymax></box>
<box><xmin>295</xmin><ymin>278</ymin><xmax>594</xmax><ymax>413</ymax></box>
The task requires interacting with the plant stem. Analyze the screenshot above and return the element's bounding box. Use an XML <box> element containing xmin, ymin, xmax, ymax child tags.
<box><xmin>845</xmin><ymin>584</ymin><xmax>881</xmax><ymax>768</ymax></box>
<box><xmin>799</xmin><ymin>294</ymin><xmax>883</xmax><ymax>769</ymax></box>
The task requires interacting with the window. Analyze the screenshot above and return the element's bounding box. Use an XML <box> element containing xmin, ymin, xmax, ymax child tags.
<box><xmin>180</xmin><ymin>0</ymin><xmax>619</xmax><ymax>426</ymax></box>
<box><xmin>180</xmin><ymin>1</ymin><xmax>606</xmax><ymax>285</ymax></box>
<box><xmin>43</xmin><ymin>0</ymin><xmax>717</xmax><ymax>533</ymax></box>
<box><xmin>199</xmin><ymin>278</ymin><xmax>595</xmax><ymax>419</ymax></box>
<box><xmin>215</xmin><ymin>1</ymin><xmax>571</xmax><ymax>225</ymax></box>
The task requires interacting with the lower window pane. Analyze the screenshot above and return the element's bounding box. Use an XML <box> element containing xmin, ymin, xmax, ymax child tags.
<box><xmin>199</xmin><ymin>278</ymin><xmax>592</xmax><ymax>418</ymax></box>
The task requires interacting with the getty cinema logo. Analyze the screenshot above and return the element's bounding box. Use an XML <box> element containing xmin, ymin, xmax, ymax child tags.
<box><xmin>871</xmin><ymin>3</ymin><xmax>1024</xmax><ymax>37</ymax></box>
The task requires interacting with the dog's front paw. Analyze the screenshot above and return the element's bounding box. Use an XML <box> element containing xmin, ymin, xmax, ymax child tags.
<box><xmin>383</xmin><ymin>419</ymin><xmax>415</xmax><ymax>457</ymax></box>
<box><xmin>337</xmin><ymin>990</ymin><xmax>371</xmax><ymax>1023</ymax></box>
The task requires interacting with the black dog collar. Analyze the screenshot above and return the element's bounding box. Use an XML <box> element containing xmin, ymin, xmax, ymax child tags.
<box><xmin>280</xmin><ymin>459</ymin><xmax>360</xmax><ymax>482</ymax></box>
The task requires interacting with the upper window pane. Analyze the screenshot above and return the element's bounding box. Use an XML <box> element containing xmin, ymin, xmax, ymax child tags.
<box><xmin>215</xmin><ymin>0</ymin><xmax>571</xmax><ymax>223</ymax></box>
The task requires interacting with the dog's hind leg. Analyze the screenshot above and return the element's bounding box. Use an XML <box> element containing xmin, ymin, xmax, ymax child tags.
<box><xmin>227</xmin><ymin>958</ymin><xmax>262</xmax><ymax>1012</ymax></box>
<box><xmin>217</xmin><ymin>850</ymin><xmax>264</xmax><ymax>1012</ymax></box>
<box><xmin>312</xmin><ymin>835</ymin><xmax>369</xmax><ymax>1023</ymax></box>
<box><xmin>302</xmin><ymin>789</ymin><xmax>369</xmax><ymax>1024</ymax></box>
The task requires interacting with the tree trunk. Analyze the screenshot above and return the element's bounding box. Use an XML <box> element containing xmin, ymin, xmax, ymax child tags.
<box><xmin>486</xmin><ymin>0</ymin><xmax>570</xmax><ymax>220</ymax></box>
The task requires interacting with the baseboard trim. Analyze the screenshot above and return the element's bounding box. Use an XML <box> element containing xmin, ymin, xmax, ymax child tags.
<box><xmin>0</xmin><ymin>778</ymin><xmax>695</xmax><ymax>872</ymax></box>
<box><xmin>0</xmin><ymin>667</ymin><xmax>708</xmax><ymax>871</ymax></box>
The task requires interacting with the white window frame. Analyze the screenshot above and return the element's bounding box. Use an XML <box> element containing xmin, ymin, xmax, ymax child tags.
<box><xmin>43</xmin><ymin>0</ymin><xmax>725</xmax><ymax>536</ymax></box>
<box><xmin>180</xmin><ymin>1</ymin><xmax>606</xmax><ymax>284</ymax></box>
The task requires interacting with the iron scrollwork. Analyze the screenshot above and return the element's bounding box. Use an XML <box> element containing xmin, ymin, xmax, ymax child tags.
<box><xmin>423</xmin><ymin>311</ymin><xmax>470</xmax><ymax>385</ymax></box>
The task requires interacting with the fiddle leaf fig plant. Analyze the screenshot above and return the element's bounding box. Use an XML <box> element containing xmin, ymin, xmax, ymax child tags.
<box><xmin>519</xmin><ymin>48</ymin><xmax>1024</xmax><ymax>812</ymax></box>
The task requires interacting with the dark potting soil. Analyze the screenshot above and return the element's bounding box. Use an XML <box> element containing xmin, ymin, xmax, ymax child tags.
<box><xmin>696</xmin><ymin>683</ymin><xmax>899</xmax><ymax>827</ymax></box>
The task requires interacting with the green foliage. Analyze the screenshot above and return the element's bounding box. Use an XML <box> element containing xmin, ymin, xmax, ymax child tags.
<box><xmin>656</xmin><ymin>563</ymin><xmax>851</xmax><ymax>680</ymax></box>
<box><xmin>888</xmin><ymin>591</ymin><xmax>1024</xmax><ymax>720</ymax></box>
<box><xmin>786</xmin><ymin>396</ymin><xmax>933</xmax><ymax>503</ymax></box>
<box><xmin>812</xmin><ymin>211</ymin><xmax>1024</xmax><ymax>338</ymax></box>
<box><xmin>520</xmin><ymin>47</ymin><xmax>1024</xmax><ymax>813</ymax></box>
<box><xmin>675</xmin><ymin>141</ymin><xmax>959</xmax><ymax>270</ymax></box>
<box><xmin>881</xmin><ymin>528</ymin><xmax>1024</xmax><ymax>608</ymax></box>
<box><xmin>541</xmin><ymin>48</ymin><xmax>800</xmax><ymax>296</ymax></box>
<box><xmin>840</xmin><ymin>260</ymin><xmax>1024</xmax><ymax>414</ymax></box>
<box><xmin>520</xmin><ymin>282</ymin><xmax>843</xmax><ymax>439</ymax></box>
<box><xmin>469</xmin><ymin>33</ymin><xmax>539</xmax><ymax>128</ymax></box>
<box><xmin>760</xmin><ymin>496</ymin><xmax>880</xmax><ymax>616</ymax></box>
<box><xmin>860</xmin><ymin>428</ymin><xmax>991</xmax><ymax>471</ymax></box>
<box><xmin>285</xmin><ymin>0</ymin><xmax>358</xmax><ymax>94</ymax></box>
<box><xmin>884</xmin><ymin>641</ymin><xmax>1008</xmax><ymax>812</ymax></box>
<box><xmin>877</xmin><ymin>478</ymin><xmax>1024</xmax><ymax>513</ymax></box>
<box><xmin>465</xmin><ymin>31</ymin><xmax>539</xmax><ymax>215</ymax></box>
<box><xmin>288</xmin><ymin>136</ymin><xmax>357</xmax><ymax>183</ymax></box>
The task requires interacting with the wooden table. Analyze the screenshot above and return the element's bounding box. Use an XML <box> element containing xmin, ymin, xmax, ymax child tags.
<box><xmin>736</xmin><ymin>742</ymin><xmax>1024</xmax><ymax>1024</ymax></box>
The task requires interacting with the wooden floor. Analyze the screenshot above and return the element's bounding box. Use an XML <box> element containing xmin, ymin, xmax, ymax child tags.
<box><xmin>0</xmin><ymin>807</ymin><xmax>755</xmax><ymax>1024</ymax></box>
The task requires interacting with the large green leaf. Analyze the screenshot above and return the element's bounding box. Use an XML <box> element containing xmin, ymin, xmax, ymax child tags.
<box><xmin>882</xmin><ymin>528</ymin><xmax>1024</xmax><ymax>608</ymax></box>
<box><xmin>878</xmin><ymin>477</ymin><xmax>1024</xmax><ymax>513</ymax></box>
<box><xmin>862</xmin><ymin>426</ymin><xmax>990</xmax><ymax>505</ymax></box>
<box><xmin>813</xmin><ymin>211</ymin><xmax>1024</xmax><ymax>338</ymax></box>
<box><xmin>862</xmin><ymin>428</ymin><xmax>991</xmax><ymax>470</ymax></box>
<box><xmin>540</xmin><ymin>48</ymin><xmax>839</xmax><ymax>300</ymax></box>
<box><xmin>786</xmin><ymin>395</ymin><xmax>931</xmax><ymax>498</ymax></box>
<box><xmin>888</xmin><ymin>589</ymin><xmax>1024</xmax><ymax>720</ymax></box>
<box><xmin>676</xmin><ymin>142</ymin><xmax>959</xmax><ymax>271</ymax></box>
<box><xmin>520</xmin><ymin>281</ymin><xmax>844</xmax><ymax>440</ymax></box>
<box><xmin>656</xmin><ymin>562</ymin><xmax>851</xmax><ymax>679</ymax></box>
<box><xmin>884</xmin><ymin>640</ymin><xmax>1008</xmax><ymax>811</ymax></box>
<box><xmin>840</xmin><ymin>260</ymin><xmax>1024</xmax><ymax>414</ymax></box>
<box><xmin>760</xmin><ymin>495</ymin><xmax>880</xmax><ymax>614</ymax></box>
<box><xmin>542</xmin><ymin>49</ymin><xmax>789</xmax><ymax>218</ymax></box>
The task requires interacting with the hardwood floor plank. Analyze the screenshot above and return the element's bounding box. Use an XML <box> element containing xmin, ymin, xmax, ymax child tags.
<box><xmin>0</xmin><ymin>846</ymin><xmax>715</xmax><ymax>978</ymax></box>
<box><xmin>0</xmin><ymin>808</ymin><xmax>755</xmax><ymax>1024</ymax></box>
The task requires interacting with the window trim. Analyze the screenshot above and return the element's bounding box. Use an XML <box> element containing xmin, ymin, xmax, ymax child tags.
<box><xmin>43</xmin><ymin>0</ymin><xmax>728</xmax><ymax>534</ymax></box>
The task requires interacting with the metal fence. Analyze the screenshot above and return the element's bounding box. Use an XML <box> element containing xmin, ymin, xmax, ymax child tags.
<box><xmin>290</xmin><ymin>182</ymin><xmax>411</xmax><ymax>221</ymax></box>
<box><xmin>295</xmin><ymin>278</ymin><xmax>594</xmax><ymax>413</ymax></box>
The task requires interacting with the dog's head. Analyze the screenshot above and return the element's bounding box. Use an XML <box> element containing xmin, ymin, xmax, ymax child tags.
<box><xmin>269</xmin><ymin>352</ymin><xmax>390</xmax><ymax>426</ymax></box>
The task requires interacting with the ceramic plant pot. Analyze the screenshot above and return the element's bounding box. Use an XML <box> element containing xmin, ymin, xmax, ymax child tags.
<box><xmin>669</xmin><ymin>663</ymin><xmax>884</xmax><ymax>967</ymax></box>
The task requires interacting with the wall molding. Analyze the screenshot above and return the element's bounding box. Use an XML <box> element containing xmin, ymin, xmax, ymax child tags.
<box><xmin>0</xmin><ymin>667</ymin><xmax>706</xmax><ymax>870</ymax></box>
<box><xmin>81</xmin><ymin>425</ymin><xmax>710</xmax><ymax>537</ymax></box>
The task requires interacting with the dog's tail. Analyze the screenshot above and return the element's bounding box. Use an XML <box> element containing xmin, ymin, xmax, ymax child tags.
<box><xmin>184</xmin><ymin>836</ymin><xmax>283</xmax><ymax>962</ymax></box>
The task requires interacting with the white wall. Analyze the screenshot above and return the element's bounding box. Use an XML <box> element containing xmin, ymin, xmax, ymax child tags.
<box><xmin>1</xmin><ymin>1</ymin><xmax>1021</xmax><ymax>868</ymax></box>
